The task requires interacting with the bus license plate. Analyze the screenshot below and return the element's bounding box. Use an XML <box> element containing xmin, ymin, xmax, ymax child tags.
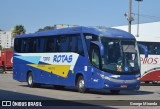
<box><xmin>121</xmin><ymin>85</ymin><xmax>128</xmax><ymax>88</ymax></box>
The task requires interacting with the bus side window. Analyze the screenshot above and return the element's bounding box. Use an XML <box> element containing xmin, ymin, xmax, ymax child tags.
<box><xmin>30</xmin><ymin>38</ymin><xmax>36</xmax><ymax>53</ymax></box>
<box><xmin>36</xmin><ymin>38</ymin><xmax>41</xmax><ymax>52</ymax></box>
<box><xmin>138</xmin><ymin>42</ymin><xmax>160</xmax><ymax>55</ymax></box>
<box><xmin>152</xmin><ymin>44</ymin><xmax>160</xmax><ymax>55</ymax></box>
<box><xmin>36</xmin><ymin>37</ymin><xmax>45</xmax><ymax>52</ymax></box>
<box><xmin>45</xmin><ymin>37</ymin><xmax>56</xmax><ymax>52</ymax></box>
<box><xmin>71</xmin><ymin>36</ymin><xmax>78</xmax><ymax>52</ymax></box>
<box><xmin>148</xmin><ymin>44</ymin><xmax>155</xmax><ymax>54</ymax></box>
<box><xmin>53</xmin><ymin>37</ymin><xmax>57</xmax><ymax>52</ymax></box>
<box><xmin>26</xmin><ymin>38</ymin><xmax>36</xmax><ymax>53</ymax></box>
<box><xmin>21</xmin><ymin>39</ymin><xmax>27</xmax><ymax>53</ymax></box>
<box><xmin>155</xmin><ymin>44</ymin><xmax>160</xmax><ymax>55</ymax></box>
<box><xmin>91</xmin><ymin>45</ymin><xmax>100</xmax><ymax>68</ymax></box>
<box><xmin>14</xmin><ymin>39</ymin><xmax>21</xmax><ymax>53</ymax></box>
<box><xmin>138</xmin><ymin>46</ymin><xmax>145</xmax><ymax>54</ymax></box>
<box><xmin>146</xmin><ymin>42</ymin><xmax>157</xmax><ymax>55</ymax></box>
<box><xmin>84</xmin><ymin>33</ymin><xmax>98</xmax><ymax>52</ymax></box>
<box><xmin>77</xmin><ymin>36</ymin><xmax>84</xmax><ymax>56</ymax></box>
<box><xmin>70</xmin><ymin>35</ymin><xmax>84</xmax><ymax>56</ymax></box>
<box><xmin>59</xmin><ymin>36</ymin><xmax>69</xmax><ymax>52</ymax></box>
<box><xmin>138</xmin><ymin>42</ymin><xmax>147</xmax><ymax>54</ymax></box>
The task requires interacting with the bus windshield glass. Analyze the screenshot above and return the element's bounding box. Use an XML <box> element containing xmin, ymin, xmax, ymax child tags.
<box><xmin>101</xmin><ymin>37</ymin><xmax>140</xmax><ymax>74</ymax></box>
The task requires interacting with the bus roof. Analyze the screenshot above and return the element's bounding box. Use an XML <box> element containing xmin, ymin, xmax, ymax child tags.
<box><xmin>16</xmin><ymin>26</ymin><xmax>135</xmax><ymax>39</ymax></box>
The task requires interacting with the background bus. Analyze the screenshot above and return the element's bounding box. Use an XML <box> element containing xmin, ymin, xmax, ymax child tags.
<box><xmin>13</xmin><ymin>26</ymin><xmax>143</xmax><ymax>94</ymax></box>
<box><xmin>138</xmin><ymin>40</ymin><xmax>160</xmax><ymax>84</ymax></box>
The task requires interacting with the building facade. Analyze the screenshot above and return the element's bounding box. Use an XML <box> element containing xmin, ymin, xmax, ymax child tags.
<box><xmin>0</xmin><ymin>31</ymin><xmax>14</xmax><ymax>49</ymax></box>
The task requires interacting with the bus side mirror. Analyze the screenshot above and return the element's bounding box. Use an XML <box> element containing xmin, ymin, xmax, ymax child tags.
<box><xmin>138</xmin><ymin>44</ymin><xmax>148</xmax><ymax>58</ymax></box>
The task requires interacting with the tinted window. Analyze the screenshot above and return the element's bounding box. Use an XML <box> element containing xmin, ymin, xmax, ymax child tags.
<box><xmin>57</xmin><ymin>36</ymin><xmax>69</xmax><ymax>52</ymax></box>
<box><xmin>71</xmin><ymin>36</ymin><xmax>77</xmax><ymax>52</ymax></box>
<box><xmin>91</xmin><ymin>45</ymin><xmax>100</xmax><ymax>68</ymax></box>
<box><xmin>14</xmin><ymin>34</ymin><xmax>84</xmax><ymax>55</ymax></box>
<box><xmin>21</xmin><ymin>39</ymin><xmax>27</xmax><ymax>53</ymax></box>
<box><xmin>14</xmin><ymin>39</ymin><xmax>22</xmax><ymax>52</ymax></box>
<box><xmin>45</xmin><ymin>37</ymin><xmax>56</xmax><ymax>52</ymax></box>
<box><xmin>36</xmin><ymin>37</ymin><xmax>45</xmax><ymax>52</ymax></box>
<box><xmin>28</xmin><ymin>38</ymin><xmax>36</xmax><ymax>53</ymax></box>
<box><xmin>138</xmin><ymin>42</ymin><xmax>160</xmax><ymax>55</ymax></box>
<box><xmin>84</xmin><ymin>33</ymin><xmax>98</xmax><ymax>54</ymax></box>
<box><xmin>77</xmin><ymin>36</ymin><xmax>84</xmax><ymax>56</ymax></box>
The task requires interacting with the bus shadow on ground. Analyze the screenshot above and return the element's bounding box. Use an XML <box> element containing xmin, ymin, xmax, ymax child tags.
<box><xmin>19</xmin><ymin>84</ymin><xmax>78</xmax><ymax>92</ymax></box>
<box><xmin>19</xmin><ymin>84</ymin><xmax>153</xmax><ymax>96</ymax></box>
<box><xmin>86</xmin><ymin>89</ymin><xmax>153</xmax><ymax>96</ymax></box>
<box><xmin>141</xmin><ymin>83</ymin><xmax>160</xmax><ymax>86</ymax></box>
<box><xmin>0</xmin><ymin>89</ymin><xmax>117</xmax><ymax>109</ymax></box>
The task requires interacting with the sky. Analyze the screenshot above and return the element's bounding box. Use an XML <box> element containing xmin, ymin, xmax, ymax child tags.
<box><xmin>0</xmin><ymin>0</ymin><xmax>160</xmax><ymax>33</ymax></box>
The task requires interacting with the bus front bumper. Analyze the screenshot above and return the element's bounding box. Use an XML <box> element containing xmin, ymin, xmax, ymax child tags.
<box><xmin>103</xmin><ymin>79</ymin><xmax>140</xmax><ymax>90</ymax></box>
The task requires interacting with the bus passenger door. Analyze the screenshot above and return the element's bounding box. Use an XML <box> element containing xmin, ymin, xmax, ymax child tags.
<box><xmin>90</xmin><ymin>42</ymin><xmax>103</xmax><ymax>88</ymax></box>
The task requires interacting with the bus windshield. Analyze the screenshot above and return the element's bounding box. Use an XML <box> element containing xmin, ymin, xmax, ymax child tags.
<box><xmin>101</xmin><ymin>37</ymin><xmax>140</xmax><ymax>74</ymax></box>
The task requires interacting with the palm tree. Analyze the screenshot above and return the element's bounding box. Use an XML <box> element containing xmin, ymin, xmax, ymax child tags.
<box><xmin>12</xmin><ymin>25</ymin><xmax>26</xmax><ymax>38</ymax></box>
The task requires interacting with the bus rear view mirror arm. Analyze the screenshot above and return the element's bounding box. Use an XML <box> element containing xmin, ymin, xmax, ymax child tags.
<box><xmin>138</xmin><ymin>44</ymin><xmax>148</xmax><ymax>58</ymax></box>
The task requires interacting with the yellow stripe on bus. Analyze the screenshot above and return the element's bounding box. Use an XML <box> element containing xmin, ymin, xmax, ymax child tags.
<box><xmin>28</xmin><ymin>64</ymin><xmax>71</xmax><ymax>78</ymax></box>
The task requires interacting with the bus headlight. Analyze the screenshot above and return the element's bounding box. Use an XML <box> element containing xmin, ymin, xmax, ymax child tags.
<box><xmin>136</xmin><ymin>77</ymin><xmax>141</xmax><ymax>80</ymax></box>
<box><xmin>98</xmin><ymin>73</ymin><xmax>111</xmax><ymax>80</ymax></box>
<box><xmin>104</xmin><ymin>76</ymin><xmax>111</xmax><ymax>80</ymax></box>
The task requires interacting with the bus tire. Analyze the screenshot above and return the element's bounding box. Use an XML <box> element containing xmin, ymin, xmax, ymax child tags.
<box><xmin>110</xmin><ymin>90</ymin><xmax>120</xmax><ymax>95</ymax></box>
<box><xmin>145</xmin><ymin>81</ymin><xmax>150</xmax><ymax>84</ymax></box>
<box><xmin>0</xmin><ymin>67</ymin><xmax>5</xmax><ymax>73</ymax></box>
<box><xmin>27</xmin><ymin>73</ymin><xmax>36</xmax><ymax>87</ymax></box>
<box><xmin>76</xmin><ymin>76</ymin><xmax>88</xmax><ymax>93</ymax></box>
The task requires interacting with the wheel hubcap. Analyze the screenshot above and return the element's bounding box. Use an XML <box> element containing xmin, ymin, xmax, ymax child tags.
<box><xmin>79</xmin><ymin>80</ymin><xmax>84</xmax><ymax>89</ymax></box>
<box><xmin>28</xmin><ymin>76</ymin><xmax>32</xmax><ymax>85</ymax></box>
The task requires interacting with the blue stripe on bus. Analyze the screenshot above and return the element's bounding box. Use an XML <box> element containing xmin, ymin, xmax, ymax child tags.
<box><xmin>15</xmin><ymin>56</ymin><xmax>41</xmax><ymax>64</ymax></box>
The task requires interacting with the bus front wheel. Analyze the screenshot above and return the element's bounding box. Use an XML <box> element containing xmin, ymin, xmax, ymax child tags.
<box><xmin>27</xmin><ymin>73</ymin><xmax>36</xmax><ymax>87</ymax></box>
<box><xmin>76</xmin><ymin>76</ymin><xmax>88</xmax><ymax>93</ymax></box>
<box><xmin>145</xmin><ymin>81</ymin><xmax>150</xmax><ymax>84</ymax></box>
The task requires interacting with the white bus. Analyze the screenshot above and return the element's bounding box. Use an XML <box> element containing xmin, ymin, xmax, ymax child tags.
<box><xmin>138</xmin><ymin>36</ymin><xmax>160</xmax><ymax>84</ymax></box>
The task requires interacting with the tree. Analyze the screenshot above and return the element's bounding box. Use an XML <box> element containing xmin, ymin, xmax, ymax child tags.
<box><xmin>37</xmin><ymin>26</ymin><xmax>55</xmax><ymax>32</ymax></box>
<box><xmin>12</xmin><ymin>25</ymin><xmax>26</xmax><ymax>38</ymax></box>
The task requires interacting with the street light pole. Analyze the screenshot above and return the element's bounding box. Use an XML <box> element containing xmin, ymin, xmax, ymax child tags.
<box><xmin>137</xmin><ymin>1</ymin><xmax>140</xmax><ymax>37</ymax></box>
<box><xmin>128</xmin><ymin>0</ymin><xmax>132</xmax><ymax>33</ymax></box>
<box><xmin>136</xmin><ymin>0</ymin><xmax>143</xmax><ymax>37</ymax></box>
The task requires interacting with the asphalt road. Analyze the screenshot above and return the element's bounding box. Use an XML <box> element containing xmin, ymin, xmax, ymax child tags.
<box><xmin>0</xmin><ymin>73</ymin><xmax>160</xmax><ymax>109</ymax></box>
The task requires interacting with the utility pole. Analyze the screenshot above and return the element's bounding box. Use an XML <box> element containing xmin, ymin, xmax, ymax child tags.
<box><xmin>136</xmin><ymin>0</ymin><xmax>143</xmax><ymax>37</ymax></box>
<box><xmin>128</xmin><ymin>0</ymin><xmax>132</xmax><ymax>33</ymax></box>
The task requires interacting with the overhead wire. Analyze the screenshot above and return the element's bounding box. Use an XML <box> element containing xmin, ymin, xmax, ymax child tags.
<box><xmin>132</xmin><ymin>13</ymin><xmax>160</xmax><ymax>20</ymax></box>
